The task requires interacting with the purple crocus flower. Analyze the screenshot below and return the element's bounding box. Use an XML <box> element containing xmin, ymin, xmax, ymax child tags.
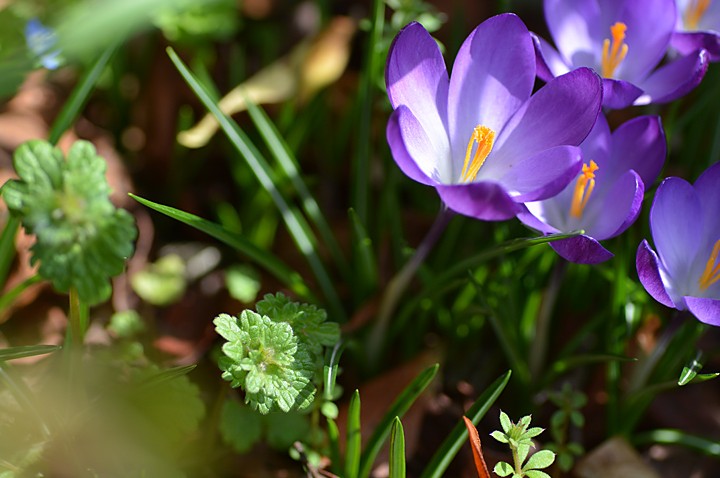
<box><xmin>535</xmin><ymin>0</ymin><xmax>708</xmax><ymax>109</ymax></box>
<box><xmin>637</xmin><ymin>162</ymin><xmax>720</xmax><ymax>326</ymax></box>
<box><xmin>518</xmin><ymin>114</ymin><xmax>666</xmax><ymax>264</ymax></box>
<box><xmin>672</xmin><ymin>0</ymin><xmax>720</xmax><ymax>61</ymax></box>
<box><xmin>386</xmin><ymin>14</ymin><xmax>602</xmax><ymax>221</ymax></box>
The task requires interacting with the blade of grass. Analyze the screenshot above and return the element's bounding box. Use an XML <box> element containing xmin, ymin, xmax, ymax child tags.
<box><xmin>420</xmin><ymin>371</ymin><xmax>511</xmax><ymax>478</ymax></box>
<box><xmin>136</xmin><ymin>364</ymin><xmax>197</xmax><ymax>389</ymax></box>
<box><xmin>245</xmin><ymin>97</ymin><xmax>349</xmax><ymax>277</ymax></box>
<box><xmin>327</xmin><ymin>417</ymin><xmax>342</xmax><ymax>475</ymax></box>
<box><xmin>358</xmin><ymin>364</ymin><xmax>439</xmax><ymax>478</ymax></box>
<box><xmin>389</xmin><ymin>417</ymin><xmax>406</xmax><ymax>478</ymax></box>
<box><xmin>0</xmin><ymin>345</ymin><xmax>61</xmax><ymax>362</ymax></box>
<box><xmin>166</xmin><ymin>47</ymin><xmax>345</xmax><ymax>322</ymax></box>
<box><xmin>0</xmin><ymin>217</ymin><xmax>20</xmax><ymax>290</ymax></box>
<box><xmin>130</xmin><ymin>194</ymin><xmax>312</xmax><ymax>300</ymax></box>
<box><xmin>324</xmin><ymin>341</ymin><xmax>345</xmax><ymax>400</ymax></box>
<box><xmin>349</xmin><ymin>208</ymin><xmax>377</xmax><ymax>301</ymax></box>
<box><xmin>345</xmin><ymin>390</ymin><xmax>362</xmax><ymax>478</ymax></box>
<box><xmin>633</xmin><ymin>429</ymin><xmax>720</xmax><ymax>457</ymax></box>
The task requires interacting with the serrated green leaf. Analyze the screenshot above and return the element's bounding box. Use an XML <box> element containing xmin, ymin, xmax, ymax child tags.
<box><xmin>523</xmin><ymin>450</ymin><xmax>555</xmax><ymax>471</ymax></box>
<box><xmin>219</xmin><ymin>399</ymin><xmax>262</xmax><ymax>452</ymax></box>
<box><xmin>499</xmin><ymin>411</ymin><xmax>512</xmax><ymax>433</ymax></box>
<box><xmin>493</xmin><ymin>461</ymin><xmax>513</xmax><ymax>477</ymax></box>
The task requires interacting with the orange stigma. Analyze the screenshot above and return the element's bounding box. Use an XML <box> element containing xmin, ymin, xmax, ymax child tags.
<box><xmin>460</xmin><ymin>125</ymin><xmax>495</xmax><ymax>182</ymax></box>
<box><xmin>569</xmin><ymin>160</ymin><xmax>599</xmax><ymax>219</ymax></box>
<box><xmin>601</xmin><ymin>22</ymin><xmax>629</xmax><ymax>78</ymax></box>
<box><xmin>685</xmin><ymin>0</ymin><xmax>711</xmax><ymax>29</ymax></box>
<box><xmin>699</xmin><ymin>239</ymin><xmax>720</xmax><ymax>290</ymax></box>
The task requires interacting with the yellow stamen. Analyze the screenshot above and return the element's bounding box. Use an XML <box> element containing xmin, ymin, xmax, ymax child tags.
<box><xmin>569</xmin><ymin>160</ymin><xmax>599</xmax><ymax>219</ymax></box>
<box><xmin>699</xmin><ymin>239</ymin><xmax>720</xmax><ymax>290</ymax></box>
<box><xmin>460</xmin><ymin>125</ymin><xmax>496</xmax><ymax>182</ymax></box>
<box><xmin>685</xmin><ymin>0</ymin><xmax>711</xmax><ymax>29</ymax></box>
<box><xmin>601</xmin><ymin>22</ymin><xmax>629</xmax><ymax>78</ymax></box>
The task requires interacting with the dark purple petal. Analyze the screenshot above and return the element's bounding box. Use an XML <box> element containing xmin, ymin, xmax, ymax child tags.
<box><xmin>386</xmin><ymin>107</ymin><xmax>438</xmax><ymax>186</ymax></box>
<box><xmin>447</xmin><ymin>13</ymin><xmax>535</xmax><ymax>167</ymax></box>
<box><xmin>600</xmin><ymin>78</ymin><xmax>644</xmax><ymax>109</ymax></box>
<box><xmin>685</xmin><ymin>296</ymin><xmax>720</xmax><ymax>326</ymax></box>
<box><xmin>636</xmin><ymin>239</ymin><xmax>675</xmax><ymax>308</ymax></box>
<box><xmin>550</xmin><ymin>235</ymin><xmax>614</xmax><ymax>264</ymax></box>
<box><xmin>494</xmin><ymin>68</ymin><xmax>602</xmax><ymax>161</ymax></box>
<box><xmin>650</xmin><ymin>177</ymin><xmax>703</xmax><ymax>285</ymax></box>
<box><xmin>385</xmin><ymin>22</ymin><xmax>450</xmax><ymax>156</ymax></box>
<box><xmin>531</xmin><ymin>33</ymin><xmax>570</xmax><ymax>81</ymax></box>
<box><xmin>635</xmin><ymin>50</ymin><xmax>709</xmax><ymax>105</ymax></box>
<box><xmin>500</xmin><ymin>145</ymin><xmax>582</xmax><ymax>202</ymax></box>
<box><xmin>586</xmin><ymin>170</ymin><xmax>644</xmax><ymax>240</ymax></box>
<box><xmin>606</xmin><ymin>116</ymin><xmax>666</xmax><ymax>188</ymax></box>
<box><xmin>544</xmin><ymin>0</ymin><xmax>602</xmax><ymax>66</ymax></box>
<box><xmin>693</xmin><ymin>161</ymin><xmax>720</xmax><ymax>240</ymax></box>
<box><xmin>672</xmin><ymin>31</ymin><xmax>720</xmax><ymax>62</ymax></box>
<box><xmin>436</xmin><ymin>181</ymin><xmax>521</xmax><ymax>221</ymax></box>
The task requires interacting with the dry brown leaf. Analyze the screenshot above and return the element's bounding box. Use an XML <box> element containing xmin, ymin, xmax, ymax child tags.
<box><xmin>462</xmin><ymin>416</ymin><xmax>491</xmax><ymax>478</ymax></box>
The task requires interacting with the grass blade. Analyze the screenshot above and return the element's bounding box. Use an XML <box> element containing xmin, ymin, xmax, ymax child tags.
<box><xmin>634</xmin><ymin>429</ymin><xmax>720</xmax><ymax>457</ymax></box>
<box><xmin>166</xmin><ymin>47</ymin><xmax>345</xmax><ymax>322</ymax></box>
<box><xmin>324</xmin><ymin>341</ymin><xmax>345</xmax><ymax>400</ymax></box>
<box><xmin>136</xmin><ymin>365</ymin><xmax>197</xmax><ymax>389</ymax></box>
<box><xmin>0</xmin><ymin>345</ymin><xmax>62</xmax><ymax>362</ymax></box>
<box><xmin>349</xmin><ymin>208</ymin><xmax>378</xmax><ymax>302</ymax></box>
<box><xmin>359</xmin><ymin>364</ymin><xmax>439</xmax><ymax>478</ymax></box>
<box><xmin>130</xmin><ymin>193</ymin><xmax>312</xmax><ymax>299</ymax></box>
<box><xmin>0</xmin><ymin>275</ymin><xmax>43</xmax><ymax>314</ymax></box>
<box><xmin>345</xmin><ymin>390</ymin><xmax>362</xmax><ymax>478</ymax></box>
<box><xmin>420</xmin><ymin>371</ymin><xmax>512</xmax><ymax>478</ymax></box>
<box><xmin>389</xmin><ymin>417</ymin><xmax>406</xmax><ymax>478</ymax></box>
<box><xmin>0</xmin><ymin>217</ymin><xmax>20</xmax><ymax>290</ymax></box>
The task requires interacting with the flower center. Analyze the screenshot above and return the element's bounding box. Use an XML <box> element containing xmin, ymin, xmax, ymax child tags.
<box><xmin>460</xmin><ymin>125</ymin><xmax>495</xmax><ymax>182</ymax></box>
<box><xmin>699</xmin><ymin>239</ymin><xmax>720</xmax><ymax>290</ymax></box>
<box><xmin>569</xmin><ymin>160</ymin><xmax>599</xmax><ymax>219</ymax></box>
<box><xmin>685</xmin><ymin>0</ymin><xmax>711</xmax><ymax>29</ymax></box>
<box><xmin>601</xmin><ymin>22</ymin><xmax>629</xmax><ymax>78</ymax></box>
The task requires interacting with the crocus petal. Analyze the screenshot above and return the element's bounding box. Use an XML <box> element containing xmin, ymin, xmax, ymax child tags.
<box><xmin>517</xmin><ymin>205</ymin><xmax>559</xmax><ymax>235</ymax></box>
<box><xmin>436</xmin><ymin>181</ymin><xmax>520</xmax><ymax>221</ymax></box>
<box><xmin>500</xmin><ymin>145</ymin><xmax>582</xmax><ymax>202</ymax></box>
<box><xmin>636</xmin><ymin>239</ymin><xmax>675</xmax><ymax>308</ymax></box>
<box><xmin>492</xmin><ymin>68</ymin><xmax>602</xmax><ymax>166</ymax></box>
<box><xmin>672</xmin><ymin>32</ymin><xmax>720</xmax><ymax>62</ymax></box>
<box><xmin>635</xmin><ymin>50</ymin><xmax>709</xmax><ymax>105</ymax></box>
<box><xmin>693</xmin><ymin>161</ymin><xmax>720</xmax><ymax>240</ymax></box>
<box><xmin>447</xmin><ymin>13</ymin><xmax>535</xmax><ymax>172</ymax></box>
<box><xmin>386</xmin><ymin>106</ymin><xmax>438</xmax><ymax>186</ymax></box>
<box><xmin>606</xmin><ymin>116</ymin><xmax>666</xmax><ymax>188</ymax></box>
<box><xmin>685</xmin><ymin>296</ymin><xmax>720</xmax><ymax>326</ymax></box>
<box><xmin>531</xmin><ymin>33</ymin><xmax>570</xmax><ymax>81</ymax></box>
<box><xmin>550</xmin><ymin>235</ymin><xmax>614</xmax><ymax>264</ymax></box>
<box><xmin>584</xmin><ymin>170</ymin><xmax>643</xmax><ymax>240</ymax></box>
<box><xmin>600</xmin><ymin>78</ymin><xmax>643</xmax><ymax>109</ymax></box>
<box><xmin>650</xmin><ymin>177</ymin><xmax>703</xmax><ymax>286</ymax></box>
<box><xmin>385</xmin><ymin>22</ymin><xmax>450</xmax><ymax>162</ymax></box>
<box><xmin>544</xmin><ymin>0</ymin><xmax>602</xmax><ymax>66</ymax></box>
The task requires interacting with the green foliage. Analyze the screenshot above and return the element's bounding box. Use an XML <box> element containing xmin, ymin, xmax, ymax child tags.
<box><xmin>491</xmin><ymin>412</ymin><xmax>555</xmax><ymax>478</ymax></box>
<box><xmin>214</xmin><ymin>310</ymin><xmax>316</xmax><ymax>414</ymax></box>
<box><xmin>1</xmin><ymin>140</ymin><xmax>137</xmax><ymax>305</ymax></box>
<box><xmin>131</xmin><ymin>254</ymin><xmax>187</xmax><ymax>306</ymax></box>
<box><xmin>220</xmin><ymin>399</ymin><xmax>263</xmax><ymax>453</ymax></box>
<box><xmin>225</xmin><ymin>264</ymin><xmax>261</xmax><ymax>303</ymax></box>
<box><xmin>546</xmin><ymin>384</ymin><xmax>586</xmax><ymax>472</ymax></box>
<box><xmin>154</xmin><ymin>0</ymin><xmax>238</xmax><ymax>44</ymax></box>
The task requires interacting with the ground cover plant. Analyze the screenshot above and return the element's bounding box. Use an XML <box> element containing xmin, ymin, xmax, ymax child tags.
<box><xmin>0</xmin><ymin>0</ymin><xmax>719</xmax><ymax>476</ymax></box>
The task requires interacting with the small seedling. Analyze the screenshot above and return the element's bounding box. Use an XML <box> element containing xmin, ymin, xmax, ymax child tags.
<box><xmin>490</xmin><ymin>412</ymin><xmax>555</xmax><ymax>478</ymax></box>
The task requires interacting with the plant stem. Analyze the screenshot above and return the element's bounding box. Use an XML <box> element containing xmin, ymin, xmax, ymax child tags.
<box><xmin>368</xmin><ymin>206</ymin><xmax>453</xmax><ymax>361</ymax></box>
<box><xmin>68</xmin><ymin>287</ymin><xmax>83</xmax><ymax>347</ymax></box>
<box><xmin>530</xmin><ymin>259</ymin><xmax>568</xmax><ymax>380</ymax></box>
<box><xmin>512</xmin><ymin>444</ymin><xmax>523</xmax><ymax>476</ymax></box>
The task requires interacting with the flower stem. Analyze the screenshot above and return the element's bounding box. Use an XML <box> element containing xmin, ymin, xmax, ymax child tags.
<box><xmin>68</xmin><ymin>287</ymin><xmax>84</xmax><ymax>347</ymax></box>
<box><xmin>530</xmin><ymin>259</ymin><xmax>568</xmax><ymax>380</ymax></box>
<box><xmin>512</xmin><ymin>444</ymin><xmax>523</xmax><ymax>476</ymax></box>
<box><xmin>367</xmin><ymin>206</ymin><xmax>453</xmax><ymax>361</ymax></box>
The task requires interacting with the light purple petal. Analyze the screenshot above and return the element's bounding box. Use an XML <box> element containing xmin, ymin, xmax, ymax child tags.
<box><xmin>500</xmin><ymin>145</ymin><xmax>582</xmax><ymax>202</ymax></box>
<box><xmin>685</xmin><ymin>296</ymin><xmax>720</xmax><ymax>326</ymax></box>
<box><xmin>447</xmin><ymin>13</ymin><xmax>535</xmax><ymax>176</ymax></box>
<box><xmin>650</xmin><ymin>177</ymin><xmax>703</xmax><ymax>286</ymax></box>
<box><xmin>601</xmin><ymin>78</ymin><xmax>643</xmax><ymax>109</ymax></box>
<box><xmin>672</xmin><ymin>31</ymin><xmax>720</xmax><ymax>62</ymax></box>
<box><xmin>693</xmin><ymin>161</ymin><xmax>720</xmax><ymax>243</ymax></box>
<box><xmin>635</xmin><ymin>50</ymin><xmax>708</xmax><ymax>105</ymax></box>
<box><xmin>550</xmin><ymin>235</ymin><xmax>614</xmax><ymax>264</ymax></box>
<box><xmin>585</xmin><ymin>170</ymin><xmax>644</xmax><ymax>240</ymax></box>
<box><xmin>531</xmin><ymin>33</ymin><xmax>570</xmax><ymax>81</ymax></box>
<box><xmin>517</xmin><ymin>205</ymin><xmax>559</xmax><ymax>234</ymax></box>
<box><xmin>386</xmin><ymin>107</ymin><xmax>437</xmax><ymax>186</ymax></box>
<box><xmin>436</xmin><ymin>182</ymin><xmax>520</xmax><ymax>221</ymax></box>
<box><xmin>492</xmin><ymin>68</ymin><xmax>602</xmax><ymax>165</ymax></box>
<box><xmin>605</xmin><ymin>116</ymin><xmax>666</xmax><ymax>187</ymax></box>
<box><xmin>637</xmin><ymin>239</ymin><xmax>675</xmax><ymax>308</ymax></box>
<box><xmin>385</xmin><ymin>22</ymin><xmax>450</xmax><ymax>162</ymax></box>
<box><xmin>544</xmin><ymin>0</ymin><xmax>602</xmax><ymax>67</ymax></box>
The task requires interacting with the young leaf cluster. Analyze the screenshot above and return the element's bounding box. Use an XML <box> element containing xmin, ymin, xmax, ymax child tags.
<box><xmin>491</xmin><ymin>412</ymin><xmax>555</xmax><ymax>478</ymax></box>
<box><xmin>1</xmin><ymin>140</ymin><xmax>137</xmax><ymax>304</ymax></box>
<box><xmin>214</xmin><ymin>293</ymin><xmax>339</xmax><ymax>414</ymax></box>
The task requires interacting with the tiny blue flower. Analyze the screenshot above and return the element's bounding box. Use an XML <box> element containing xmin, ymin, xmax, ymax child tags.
<box><xmin>25</xmin><ymin>18</ymin><xmax>62</xmax><ymax>70</ymax></box>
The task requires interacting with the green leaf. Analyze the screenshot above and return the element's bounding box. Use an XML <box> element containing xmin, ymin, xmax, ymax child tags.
<box><xmin>491</xmin><ymin>431</ymin><xmax>509</xmax><ymax>443</ymax></box>
<box><xmin>264</xmin><ymin>411</ymin><xmax>311</xmax><ymax>449</ymax></box>
<box><xmin>499</xmin><ymin>411</ymin><xmax>512</xmax><ymax>433</ymax></box>
<box><xmin>225</xmin><ymin>264</ymin><xmax>261</xmax><ymax>303</ymax></box>
<box><xmin>493</xmin><ymin>461</ymin><xmax>513</xmax><ymax>477</ymax></box>
<box><xmin>219</xmin><ymin>399</ymin><xmax>263</xmax><ymax>452</ymax></box>
<box><xmin>524</xmin><ymin>470</ymin><xmax>552</xmax><ymax>478</ymax></box>
<box><xmin>0</xmin><ymin>345</ymin><xmax>61</xmax><ymax>362</ymax></box>
<box><xmin>345</xmin><ymin>390</ymin><xmax>362</xmax><ymax>478</ymax></box>
<box><xmin>634</xmin><ymin>428</ymin><xmax>720</xmax><ymax>457</ymax></box>
<box><xmin>2</xmin><ymin>140</ymin><xmax>137</xmax><ymax>305</ymax></box>
<box><xmin>135</xmin><ymin>364</ymin><xmax>197</xmax><ymax>389</ymax></box>
<box><xmin>323</xmin><ymin>342</ymin><xmax>345</xmax><ymax>401</ymax></box>
<box><xmin>524</xmin><ymin>427</ymin><xmax>545</xmax><ymax>439</ymax></box>
<box><xmin>131</xmin><ymin>254</ymin><xmax>186</xmax><ymax>306</ymax></box>
<box><xmin>523</xmin><ymin>450</ymin><xmax>555</xmax><ymax>471</ymax></box>
<box><xmin>389</xmin><ymin>417</ymin><xmax>406</xmax><ymax>478</ymax></box>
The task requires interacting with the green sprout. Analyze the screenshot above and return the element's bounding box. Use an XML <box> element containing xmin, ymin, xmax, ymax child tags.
<box><xmin>1</xmin><ymin>139</ymin><xmax>137</xmax><ymax>305</ymax></box>
<box><xmin>491</xmin><ymin>412</ymin><xmax>555</xmax><ymax>478</ymax></box>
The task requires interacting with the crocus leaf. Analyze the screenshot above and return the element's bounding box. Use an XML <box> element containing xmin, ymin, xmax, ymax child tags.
<box><xmin>389</xmin><ymin>417</ymin><xmax>406</xmax><ymax>478</ymax></box>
